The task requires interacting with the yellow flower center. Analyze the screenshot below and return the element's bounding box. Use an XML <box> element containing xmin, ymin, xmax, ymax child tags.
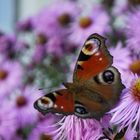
<box><xmin>132</xmin><ymin>78</ymin><xmax>140</xmax><ymax>101</ymax></box>
<box><xmin>0</xmin><ymin>70</ymin><xmax>8</xmax><ymax>80</ymax></box>
<box><xmin>79</xmin><ymin>17</ymin><xmax>92</xmax><ymax>29</ymax></box>
<box><xmin>129</xmin><ymin>60</ymin><xmax>140</xmax><ymax>75</ymax></box>
<box><xmin>58</xmin><ymin>13</ymin><xmax>72</xmax><ymax>26</ymax></box>
<box><xmin>40</xmin><ymin>133</ymin><xmax>52</xmax><ymax>140</ymax></box>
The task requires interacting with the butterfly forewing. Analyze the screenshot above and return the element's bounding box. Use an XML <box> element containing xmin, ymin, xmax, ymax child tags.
<box><xmin>73</xmin><ymin>33</ymin><xmax>113</xmax><ymax>81</ymax></box>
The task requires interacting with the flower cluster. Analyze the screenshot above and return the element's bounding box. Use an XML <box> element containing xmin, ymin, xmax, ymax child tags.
<box><xmin>1</xmin><ymin>0</ymin><xmax>140</xmax><ymax>139</ymax></box>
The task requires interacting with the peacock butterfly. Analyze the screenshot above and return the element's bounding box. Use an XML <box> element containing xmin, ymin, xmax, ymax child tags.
<box><xmin>34</xmin><ymin>33</ymin><xmax>125</xmax><ymax>119</ymax></box>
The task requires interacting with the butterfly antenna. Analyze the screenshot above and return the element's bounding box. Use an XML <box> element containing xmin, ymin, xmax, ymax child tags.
<box><xmin>62</xmin><ymin>82</ymin><xmax>69</xmax><ymax>88</ymax></box>
<box><xmin>39</xmin><ymin>86</ymin><xmax>60</xmax><ymax>91</ymax></box>
<box><xmin>38</xmin><ymin>87</ymin><xmax>52</xmax><ymax>91</ymax></box>
<box><xmin>62</xmin><ymin>82</ymin><xmax>66</xmax><ymax>87</ymax></box>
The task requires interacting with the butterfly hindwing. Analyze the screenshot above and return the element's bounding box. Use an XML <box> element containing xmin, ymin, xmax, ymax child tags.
<box><xmin>73</xmin><ymin>66</ymin><xmax>125</xmax><ymax>119</ymax></box>
<box><xmin>34</xmin><ymin>89</ymin><xmax>74</xmax><ymax>115</ymax></box>
<box><xmin>73</xmin><ymin>33</ymin><xmax>113</xmax><ymax>81</ymax></box>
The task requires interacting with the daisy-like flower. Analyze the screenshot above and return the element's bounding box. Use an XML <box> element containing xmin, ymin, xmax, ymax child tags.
<box><xmin>32</xmin><ymin>0</ymin><xmax>80</xmax><ymax>38</ymax></box>
<box><xmin>109</xmin><ymin>42</ymin><xmax>132</xmax><ymax>83</ymax></box>
<box><xmin>110</xmin><ymin>74</ymin><xmax>140</xmax><ymax>139</ymax></box>
<box><xmin>28</xmin><ymin>113</ymin><xmax>57</xmax><ymax>140</ymax></box>
<box><xmin>11</xmin><ymin>86</ymin><xmax>42</xmax><ymax>127</ymax></box>
<box><xmin>69</xmin><ymin>5</ymin><xmax>110</xmax><ymax>45</ymax></box>
<box><xmin>126</xmin><ymin>8</ymin><xmax>140</xmax><ymax>54</ymax></box>
<box><xmin>0</xmin><ymin>101</ymin><xmax>17</xmax><ymax>140</ymax></box>
<box><xmin>129</xmin><ymin>59</ymin><xmax>140</xmax><ymax>75</ymax></box>
<box><xmin>50</xmin><ymin>115</ymin><xmax>107</xmax><ymax>140</ymax></box>
<box><xmin>0</xmin><ymin>60</ymin><xmax>23</xmax><ymax>100</ymax></box>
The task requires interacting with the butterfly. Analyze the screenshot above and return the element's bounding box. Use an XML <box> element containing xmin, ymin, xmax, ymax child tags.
<box><xmin>34</xmin><ymin>33</ymin><xmax>125</xmax><ymax>119</ymax></box>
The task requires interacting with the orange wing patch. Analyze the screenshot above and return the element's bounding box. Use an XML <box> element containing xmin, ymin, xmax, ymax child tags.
<box><xmin>73</xmin><ymin>33</ymin><xmax>113</xmax><ymax>81</ymax></box>
<box><xmin>55</xmin><ymin>89</ymin><xmax>74</xmax><ymax>113</ymax></box>
<box><xmin>76</xmin><ymin>50</ymin><xmax>112</xmax><ymax>80</ymax></box>
<box><xmin>34</xmin><ymin>89</ymin><xmax>74</xmax><ymax>115</ymax></box>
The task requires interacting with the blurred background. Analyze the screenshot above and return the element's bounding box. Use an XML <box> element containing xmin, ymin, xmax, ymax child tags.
<box><xmin>0</xmin><ymin>0</ymin><xmax>140</xmax><ymax>139</ymax></box>
<box><xmin>0</xmin><ymin>0</ymin><xmax>51</xmax><ymax>33</ymax></box>
<box><xmin>0</xmin><ymin>0</ymin><xmax>101</xmax><ymax>33</ymax></box>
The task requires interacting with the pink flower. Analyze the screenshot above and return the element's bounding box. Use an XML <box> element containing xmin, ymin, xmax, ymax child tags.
<box><xmin>125</xmin><ymin>8</ymin><xmax>140</xmax><ymax>54</ymax></box>
<box><xmin>69</xmin><ymin>5</ymin><xmax>110</xmax><ymax>45</ymax></box>
<box><xmin>110</xmin><ymin>74</ymin><xmax>140</xmax><ymax>139</ymax></box>
<box><xmin>0</xmin><ymin>60</ymin><xmax>23</xmax><ymax>100</ymax></box>
<box><xmin>0</xmin><ymin>101</ymin><xmax>17</xmax><ymax>140</ymax></box>
<box><xmin>50</xmin><ymin>115</ymin><xmax>111</xmax><ymax>140</ymax></box>
<box><xmin>11</xmin><ymin>86</ymin><xmax>42</xmax><ymax>127</ymax></box>
<box><xmin>28</xmin><ymin>113</ymin><xmax>58</xmax><ymax>140</ymax></box>
<box><xmin>32</xmin><ymin>0</ymin><xmax>80</xmax><ymax>38</ymax></box>
<box><xmin>109</xmin><ymin>42</ymin><xmax>132</xmax><ymax>83</ymax></box>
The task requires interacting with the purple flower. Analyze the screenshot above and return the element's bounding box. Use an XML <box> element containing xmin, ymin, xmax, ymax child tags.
<box><xmin>32</xmin><ymin>0</ymin><xmax>80</xmax><ymax>38</ymax></box>
<box><xmin>0</xmin><ymin>60</ymin><xmax>23</xmax><ymax>100</ymax></box>
<box><xmin>17</xmin><ymin>18</ymin><xmax>33</xmax><ymax>32</ymax></box>
<box><xmin>46</xmin><ymin>36</ymin><xmax>63</xmax><ymax>58</ymax></box>
<box><xmin>124</xmin><ymin>128</ymin><xmax>137</xmax><ymax>140</ymax></box>
<box><xmin>11</xmin><ymin>86</ymin><xmax>42</xmax><ymax>127</ymax></box>
<box><xmin>69</xmin><ymin>5</ymin><xmax>110</xmax><ymax>45</ymax></box>
<box><xmin>50</xmin><ymin>115</ymin><xmax>108</xmax><ymax>140</ymax></box>
<box><xmin>109</xmin><ymin>42</ymin><xmax>132</xmax><ymax>83</ymax></box>
<box><xmin>110</xmin><ymin>74</ymin><xmax>140</xmax><ymax>139</ymax></box>
<box><xmin>32</xmin><ymin>44</ymin><xmax>47</xmax><ymax>64</ymax></box>
<box><xmin>112</xmin><ymin>0</ymin><xmax>128</xmax><ymax>16</ymax></box>
<box><xmin>0</xmin><ymin>101</ymin><xmax>17</xmax><ymax>140</ymax></box>
<box><xmin>0</xmin><ymin>34</ymin><xmax>16</xmax><ymax>58</ymax></box>
<box><xmin>0</xmin><ymin>34</ymin><xmax>28</xmax><ymax>59</ymax></box>
<box><xmin>126</xmin><ymin>8</ymin><xmax>140</xmax><ymax>54</ymax></box>
<box><xmin>34</xmin><ymin>34</ymin><xmax>79</xmax><ymax>62</ymax></box>
<box><xmin>28</xmin><ymin>113</ymin><xmax>57</xmax><ymax>140</ymax></box>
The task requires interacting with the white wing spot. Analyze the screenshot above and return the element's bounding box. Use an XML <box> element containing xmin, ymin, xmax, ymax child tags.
<box><xmin>95</xmin><ymin>52</ymin><xmax>100</xmax><ymax>56</ymax></box>
<box><xmin>61</xmin><ymin>106</ymin><xmax>64</xmax><ymax>109</ymax></box>
<box><xmin>54</xmin><ymin>104</ymin><xmax>58</xmax><ymax>108</ymax></box>
<box><xmin>99</xmin><ymin>57</ymin><xmax>103</xmax><ymax>61</ymax></box>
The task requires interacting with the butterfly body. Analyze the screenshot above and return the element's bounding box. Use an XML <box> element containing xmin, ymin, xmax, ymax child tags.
<box><xmin>34</xmin><ymin>33</ymin><xmax>125</xmax><ymax>119</ymax></box>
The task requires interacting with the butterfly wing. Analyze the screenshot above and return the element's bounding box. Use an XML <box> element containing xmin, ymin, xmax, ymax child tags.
<box><xmin>34</xmin><ymin>89</ymin><xmax>74</xmax><ymax>115</ymax></box>
<box><xmin>34</xmin><ymin>33</ymin><xmax>124</xmax><ymax>119</ymax></box>
<box><xmin>71</xmin><ymin>34</ymin><xmax>124</xmax><ymax>119</ymax></box>
<box><xmin>73</xmin><ymin>33</ymin><xmax>113</xmax><ymax>81</ymax></box>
